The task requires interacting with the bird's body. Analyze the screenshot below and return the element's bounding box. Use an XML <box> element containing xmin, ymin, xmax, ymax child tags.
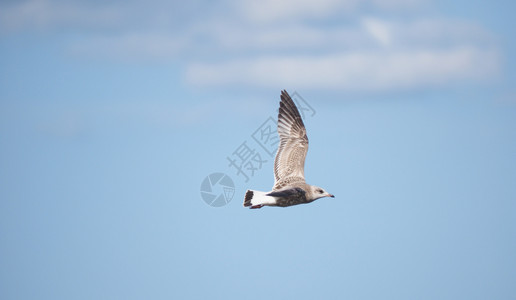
<box><xmin>243</xmin><ymin>90</ymin><xmax>334</xmax><ymax>209</ymax></box>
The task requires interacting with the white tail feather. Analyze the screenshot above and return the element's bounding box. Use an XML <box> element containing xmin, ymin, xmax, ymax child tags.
<box><xmin>244</xmin><ymin>190</ymin><xmax>277</xmax><ymax>207</ymax></box>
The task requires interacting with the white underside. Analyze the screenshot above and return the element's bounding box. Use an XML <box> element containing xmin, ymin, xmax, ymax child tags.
<box><xmin>249</xmin><ymin>190</ymin><xmax>277</xmax><ymax>206</ymax></box>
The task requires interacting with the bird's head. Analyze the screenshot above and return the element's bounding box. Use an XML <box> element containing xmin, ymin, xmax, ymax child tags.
<box><xmin>310</xmin><ymin>185</ymin><xmax>335</xmax><ymax>200</ymax></box>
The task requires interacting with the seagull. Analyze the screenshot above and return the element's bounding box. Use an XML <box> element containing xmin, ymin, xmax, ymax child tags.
<box><xmin>243</xmin><ymin>90</ymin><xmax>334</xmax><ymax>209</ymax></box>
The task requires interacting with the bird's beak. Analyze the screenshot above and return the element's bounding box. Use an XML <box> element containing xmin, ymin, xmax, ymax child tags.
<box><xmin>328</xmin><ymin>194</ymin><xmax>335</xmax><ymax>198</ymax></box>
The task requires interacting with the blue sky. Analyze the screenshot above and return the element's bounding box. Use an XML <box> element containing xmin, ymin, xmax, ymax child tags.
<box><xmin>1</xmin><ymin>0</ymin><xmax>515</xmax><ymax>299</ymax></box>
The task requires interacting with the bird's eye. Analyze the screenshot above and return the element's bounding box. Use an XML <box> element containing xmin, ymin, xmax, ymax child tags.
<box><xmin>318</xmin><ymin>189</ymin><xmax>323</xmax><ymax>193</ymax></box>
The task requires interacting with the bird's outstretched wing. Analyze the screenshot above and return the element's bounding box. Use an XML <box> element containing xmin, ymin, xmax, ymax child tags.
<box><xmin>273</xmin><ymin>90</ymin><xmax>309</xmax><ymax>190</ymax></box>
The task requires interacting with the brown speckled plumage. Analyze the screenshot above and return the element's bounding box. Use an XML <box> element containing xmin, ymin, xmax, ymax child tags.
<box><xmin>243</xmin><ymin>90</ymin><xmax>334</xmax><ymax>209</ymax></box>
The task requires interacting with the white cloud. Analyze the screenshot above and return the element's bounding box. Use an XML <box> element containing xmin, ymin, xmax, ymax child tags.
<box><xmin>0</xmin><ymin>0</ymin><xmax>200</xmax><ymax>32</ymax></box>
<box><xmin>69</xmin><ymin>33</ymin><xmax>186</xmax><ymax>61</ymax></box>
<box><xmin>187</xmin><ymin>22</ymin><xmax>373</xmax><ymax>54</ymax></box>
<box><xmin>370</xmin><ymin>0</ymin><xmax>427</xmax><ymax>10</ymax></box>
<box><xmin>235</xmin><ymin>0</ymin><xmax>355</xmax><ymax>23</ymax></box>
<box><xmin>186</xmin><ymin>47</ymin><xmax>500</xmax><ymax>90</ymax></box>
<box><xmin>362</xmin><ymin>18</ymin><xmax>392</xmax><ymax>47</ymax></box>
<box><xmin>235</xmin><ymin>0</ymin><xmax>427</xmax><ymax>23</ymax></box>
<box><xmin>0</xmin><ymin>0</ymin><xmax>125</xmax><ymax>31</ymax></box>
<box><xmin>1</xmin><ymin>0</ymin><xmax>501</xmax><ymax>92</ymax></box>
<box><xmin>182</xmin><ymin>13</ymin><xmax>500</xmax><ymax>91</ymax></box>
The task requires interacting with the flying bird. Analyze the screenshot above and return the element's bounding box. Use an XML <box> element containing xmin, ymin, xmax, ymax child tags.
<box><xmin>243</xmin><ymin>90</ymin><xmax>334</xmax><ymax>209</ymax></box>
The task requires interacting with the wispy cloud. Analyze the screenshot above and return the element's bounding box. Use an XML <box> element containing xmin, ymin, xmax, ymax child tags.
<box><xmin>186</xmin><ymin>47</ymin><xmax>499</xmax><ymax>90</ymax></box>
<box><xmin>234</xmin><ymin>0</ymin><xmax>427</xmax><ymax>23</ymax></box>
<box><xmin>0</xmin><ymin>0</ymin><xmax>125</xmax><ymax>31</ymax></box>
<box><xmin>0</xmin><ymin>0</ymin><xmax>202</xmax><ymax>32</ymax></box>
<box><xmin>68</xmin><ymin>33</ymin><xmax>187</xmax><ymax>61</ymax></box>
<box><xmin>183</xmin><ymin>14</ymin><xmax>499</xmax><ymax>91</ymax></box>
<box><xmin>362</xmin><ymin>18</ymin><xmax>392</xmax><ymax>46</ymax></box>
<box><xmin>1</xmin><ymin>0</ymin><xmax>501</xmax><ymax>92</ymax></box>
<box><xmin>234</xmin><ymin>0</ymin><xmax>355</xmax><ymax>23</ymax></box>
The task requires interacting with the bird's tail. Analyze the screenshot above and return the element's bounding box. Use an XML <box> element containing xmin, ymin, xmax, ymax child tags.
<box><xmin>244</xmin><ymin>190</ymin><xmax>276</xmax><ymax>208</ymax></box>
